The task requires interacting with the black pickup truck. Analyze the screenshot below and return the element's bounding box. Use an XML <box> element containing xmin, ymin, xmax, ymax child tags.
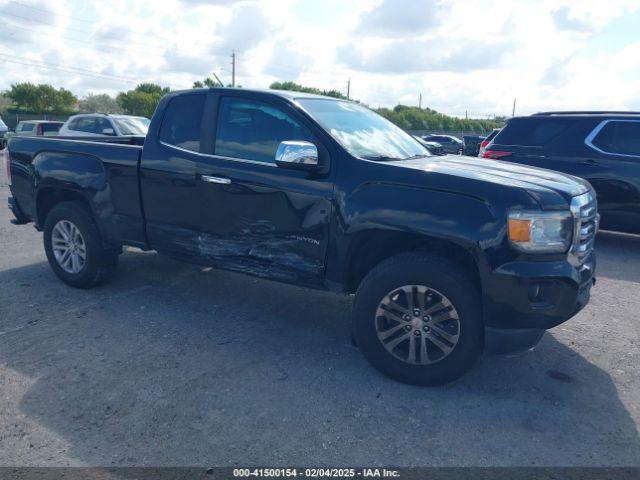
<box><xmin>6</xmin><ymin>88</ymin><xmax>597</xmax><ymax>385</ymax></box>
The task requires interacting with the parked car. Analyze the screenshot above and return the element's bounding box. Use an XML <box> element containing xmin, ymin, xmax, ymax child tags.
<box><xmin>59</xmin><ymin>113</ymin><xmax>150</xmax><ymax>137</ymax></box>
<box><xmin>478</xmin><ymin>128</ymin><xmax>501</xmax><ymax>157</ymax></box>
<box><xmin>412</xmin><ymin>135</ymin><xmax>444</xmax><ymax>155</ymax></box>
<box><xmin>0</xmin><ymin>116</ymin><xmax>8</xmax><ymax>149</ymax></box>
<box><xmin>421</xmin><ymin>134</ymin><xmax>463</xmax><ymax>154</ymax></box>
<box><xmin>483</xmin><ymin>111</ymin><xmax>638</xmax><ymax>234</ymax></box>
<box><xmin>6</xmin><ymin>89</ymin><xmax>596</xmax><ymax>385</ymax></box>
<box><xmin>462</xmin><ymin>134</ymin><xmax>485</xmax><ymax>156</ymax></box>
<box><xmin>6</xmin><ymin>120</ymin><xmax>64</xmax><ymax>141</ymax></box>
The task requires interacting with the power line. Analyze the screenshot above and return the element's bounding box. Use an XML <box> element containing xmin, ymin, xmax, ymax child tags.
<box><xmin>0</xmin><ymin>53</ymin><xmax>141</xmax><ymax>83</ymax></box>
<box><xmin>6</xmin><ymin>0</ymin><xmax>175</xmax><ymax>44</ymax></box>
<box><xmin>0</xmin><ymin>20</ymin><xmax>167</xmax><ymax>57</ymax></box>
<box><xmin>1</xmin><ymin>10</ymin><xmax>177</xmax><ymax>51</ymax></box>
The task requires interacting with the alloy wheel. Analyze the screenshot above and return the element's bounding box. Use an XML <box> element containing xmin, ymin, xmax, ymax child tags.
<box><xmin>375</xmin><ymin>285</ymin><xmax>461</xmax><ymax>365</ymax></box>
<box><xmin>51</xmin><ymin>220</ymin><xmax>87</xmax><ymax>274</ymax></box>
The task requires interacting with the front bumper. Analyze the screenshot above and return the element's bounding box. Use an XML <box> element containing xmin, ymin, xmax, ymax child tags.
<box><xmin>483</xmin><ymin>251</ymin><xmax>595</xmax><ymax>331</ymax></box>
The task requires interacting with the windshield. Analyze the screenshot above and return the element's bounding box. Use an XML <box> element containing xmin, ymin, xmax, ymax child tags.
<box><xmin>0</xmin><ymin>117</ymin><xmax>7</xmax><ymax>130</ymax></box>
<box><xmin>113</xmin><ymin>116</ymin><xmax>149</xmax><ymax>135</ymax></box>
<box><xmin>296</xmin><ymin>99</ymin><xmax>429</xmax><ymax>160</ymax></box>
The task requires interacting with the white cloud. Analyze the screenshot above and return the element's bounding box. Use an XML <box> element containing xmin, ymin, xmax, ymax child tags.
<box><xmin>337</xmin><ymin>38</ymin><xmax>512</xmax><ymax>74</ymax></box>
<box><xmin>355</xmin><ymin>0</ymin><xmax>445</xmax><ymax>37</ymax></box>
<box><xmin>552</xmin><ymin>7</ymin><xmax>595</xmax><ymax>32</ymax></box>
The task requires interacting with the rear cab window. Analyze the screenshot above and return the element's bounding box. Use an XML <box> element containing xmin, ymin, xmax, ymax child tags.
<box><xmin>159</xmin><ymin>94</ymin><xmax>206</xmax><ymax>152</ymax></box>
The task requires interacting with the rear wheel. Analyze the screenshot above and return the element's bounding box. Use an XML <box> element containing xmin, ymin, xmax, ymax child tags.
<box><xmin>43</xmin><ymin>202</ymin><xmax>118</xmax><ymax>288</ymax></box>
<box><xmin>353</xmin><ymin>253</ymin><xmax>483</xmax><ymax>386</ymax></box>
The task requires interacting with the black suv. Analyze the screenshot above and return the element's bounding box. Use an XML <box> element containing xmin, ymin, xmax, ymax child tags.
<box><xmin>484</xmin><ymin>112</ymin><xmax>640</xmax><ymax>234</ymax></box>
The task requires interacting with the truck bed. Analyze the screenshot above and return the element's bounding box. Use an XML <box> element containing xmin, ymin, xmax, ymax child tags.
<box><xmin>8</xmin><ymin>135</ymin><xmax>147</xmax><ymax>247</ymax></box>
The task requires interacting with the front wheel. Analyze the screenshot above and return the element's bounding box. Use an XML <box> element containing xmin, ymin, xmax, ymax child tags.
<box><xmin>43</xmin><ymin>201</ymin><xmax>118</xmax><ymax>288</ymax></box>
<box><xmin>352</xmin><ymin>253</ymin><xmax>483</xmax><ymax>386</ymax></box>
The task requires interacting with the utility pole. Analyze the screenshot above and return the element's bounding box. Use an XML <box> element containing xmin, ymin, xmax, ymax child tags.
<box><xmin>512</xmin><ymin>98</ymin><xmax>516</xmax><ymax>117</ymax></box>
<box><xmin>231</xmin><ymin>51</ymin><xmax>236</xmax><ymax>87</ymax></box>
<box><xmin>419</xmin><ymin>93</ymin><xmax>422</xmax><ymax>109</ymax></box>
<box><xmin>346</xmin><ymin>78</ymin><xmax>351</xmax><ymax>99</ymax></box>
<box><xmin>465</xmin><ymin>109</ymin><xmax>468</xmax><ymax>120</ymax></box>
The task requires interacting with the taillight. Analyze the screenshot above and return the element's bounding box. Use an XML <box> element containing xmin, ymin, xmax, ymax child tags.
<box><xmin>479</xmin><ymin>140</ymin><xmax>489</xmax><ymax>149</ymax></box>
<box><xmin>482</xmin><ymin>150</ymin><xmax>513</xmax><ymax>159</ymax></box>
<box><xmin>3</xmin><ymin>148</ymin><xmax>10</xmax><ymax>185</ymax></box>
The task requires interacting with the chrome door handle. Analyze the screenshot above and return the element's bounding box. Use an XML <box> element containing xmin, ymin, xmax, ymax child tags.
<box><xmin>201</xmin><ymin>175</ymin><xmax>231</xmax><ymax>184</ymax></box>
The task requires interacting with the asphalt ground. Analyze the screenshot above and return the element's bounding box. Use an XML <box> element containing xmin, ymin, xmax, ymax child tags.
<box><xmin>0</xmin><ymin>159</ymin><xmax>638</xmax><ymax>467</ymax></box>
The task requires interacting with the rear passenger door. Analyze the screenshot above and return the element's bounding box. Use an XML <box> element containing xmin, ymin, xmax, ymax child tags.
<box><xmin>194</xmin><ymin>93</ymin><xmax>333</xmax><ymax>286</ymax></box>
<box><xmin>139</xmin><ymin>93</ymin><xmax>206</xmax><ymax>257</ymax></box>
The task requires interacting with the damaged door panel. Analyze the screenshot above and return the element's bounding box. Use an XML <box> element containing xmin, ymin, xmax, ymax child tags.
<box><xmin>190</xmin><ymin>93</ymin><xmax>333</xmax><ymax>285</ymax></box>
<box><xmin>195</xmin><ymin>151</ymin><xmax>332</xmax><ymax>286</ymax></box>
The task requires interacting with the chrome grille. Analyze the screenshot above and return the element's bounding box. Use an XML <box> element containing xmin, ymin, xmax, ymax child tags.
<box><xmin>570</xmin><ymin>191</ymin><xmax>598</xmax><ymax>264</ymax></box>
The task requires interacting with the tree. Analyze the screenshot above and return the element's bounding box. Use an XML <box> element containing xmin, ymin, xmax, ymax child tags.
<box><xmin>6</xmin><ymin>83</ymin><xmax>77</xmax><ymax>114</ymax></box>
<box><xmin>78</xmin><ymin>93</ymin><xmax>122</xmax><ymax>114</ymax></box>
<box><xmin>193</xmin><ymin>77</ymin><xmax>222</xmax><ymax>88</ymax></box>
<box><xmin>376</xmin><ymin>104</ymin><xmax>503</xmax><ymax>134</ymax></box>
<box><xmin>0</xmin><ymin>94</ymin><xmax>12</xmax><ymax>114</ymax></box>
<box><xmin>269</xmin><ymin>81</ymin><xmax>347</xmax><ymax>99</ymax></box>
<box><xmin>116</xmin><ymin>83</ymin><xmax>170</xmax><ymax>118</ymax></box>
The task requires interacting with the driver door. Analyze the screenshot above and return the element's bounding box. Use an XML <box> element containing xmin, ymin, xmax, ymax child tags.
<box><xmin>194</xmin><ymin>93</ymin><xmax>334</xmax><ymax>286</ymax></box>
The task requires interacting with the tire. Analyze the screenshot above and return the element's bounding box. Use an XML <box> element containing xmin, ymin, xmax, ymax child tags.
<box><xmin>352</xmin><ymin>252</ymin><xmax>483</xmax><ymax>386</ymax></box>
<box><xmin>43</xmin><ymin>201</ymin><xmax>118</xmax><ymax>288</ymax></box>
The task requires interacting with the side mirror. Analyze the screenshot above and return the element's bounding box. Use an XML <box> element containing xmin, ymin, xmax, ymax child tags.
<box><xmin>275</xmin><ymin>141</ymin><xmax>319</xmax><ymax>170</ymax></box>
<box><xmin>102</xmin><ymin>128</ymin><xmax>115</xmax><ymax>136</ymax></box>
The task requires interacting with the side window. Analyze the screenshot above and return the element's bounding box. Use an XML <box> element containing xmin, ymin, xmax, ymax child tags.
<box><xmin>215</xmin><ymin>97</ymin><xmax>314</xmax><ymax>163</ymax></box>
<box><xmin>495</xmin><ymin>118</ymin><xmax>572</xmax><ymax>146</ymax></box>
<box><xmin>21</xmin><ymin>123</ymin><xmax>35</xmax><ymax>132</ymax></box>
<box><xmin>67</xmin><ymin>118</ymin><xmax>79</xmax><ymax>131</ymax></box>
<box><xmin>95</xmin><ymin>118</ymin><xmax>112</xmax><ymax>134</ymax></box>
<box><xmin>75</xmin><ymin>118</ymin><xmax>95</xmax><ymax>133</ymax></box>
<box><xmin>592</xmin><ymin>121</ymin><xmax>640</xmax><ymax>156</ymax></box>
<box><xmin>159</xmin><ymin>94</ymin><xmax>205</xmax><ymax>152</ymax></box>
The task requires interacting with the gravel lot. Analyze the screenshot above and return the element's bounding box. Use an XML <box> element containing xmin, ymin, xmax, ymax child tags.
<box><xmin>0</xmin><ymin>161</ymin><xmax>639</xmax><ymax>467</ymax></box>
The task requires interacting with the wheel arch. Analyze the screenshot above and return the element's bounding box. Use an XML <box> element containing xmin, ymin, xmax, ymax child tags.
<box><xmin>344</xmin><ymin>229</ymin><xmax>482</xmax><ymax>295</ymax></box>
<box><xmin>36</xmin><ymin>187</ymin><xmax>93</xmax><ymax>229</ymax></box>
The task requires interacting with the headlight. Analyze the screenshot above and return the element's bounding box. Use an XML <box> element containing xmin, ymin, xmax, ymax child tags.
<box><xmin>508</xmin><ymin>210</ymin><xmax>573</xmax><ymax>253</ymax></box>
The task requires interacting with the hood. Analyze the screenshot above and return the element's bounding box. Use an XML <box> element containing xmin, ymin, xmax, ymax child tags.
<box><xmin>386</xmin><ymin>155</ymin><xmax>590</xmax><ymax>206</ymax></box>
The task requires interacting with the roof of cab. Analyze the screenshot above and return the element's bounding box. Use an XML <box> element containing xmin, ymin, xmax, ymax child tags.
<box><xmin>182</xmin><ymin>87</ymin><xmax>346</xmax><ymax>102</ymax></box>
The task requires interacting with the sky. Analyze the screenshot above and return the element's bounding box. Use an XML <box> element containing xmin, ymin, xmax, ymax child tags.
<box><xmin>1</xmin><ymin>0</ymin><xmax>639</xmax><ymax>118</ymax></box>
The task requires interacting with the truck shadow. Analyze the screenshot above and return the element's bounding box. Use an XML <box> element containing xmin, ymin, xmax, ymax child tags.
<box><xmin>595</xmin><ymin>231</ymin><xmax>640</xmax><ymax>283</ymax></box>
<box><xmin>0</xmin><ymin>251</ymin><xmax>639</xmax><ymax>467</ymax></box>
